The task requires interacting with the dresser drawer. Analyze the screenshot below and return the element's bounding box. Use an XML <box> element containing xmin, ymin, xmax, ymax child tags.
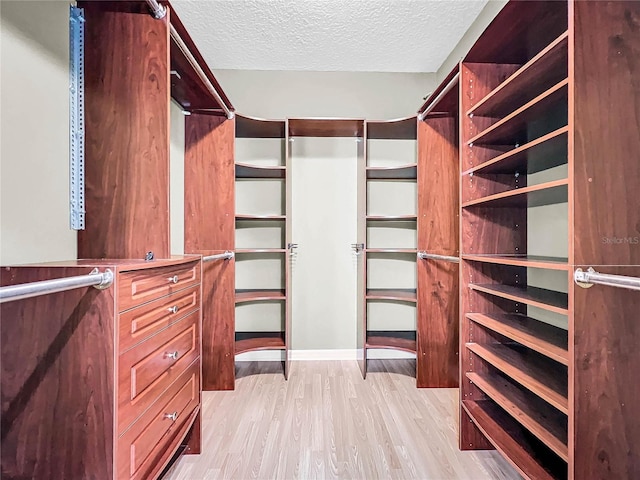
<box><xmin>119</xmin><ymin>261</ymin><xmax>200</xmax><ymax>312</ymax></box>
<box><xmin>118</xmin><ymin>311</ymin><xmax>200</xmax><ymax>432</ymax></box>
<box><xmin>118</xmin><ymin>361</ymin><xmax>199</xmax><ymax>480</ymax></box>
<box><xmin>119</xmin><ymin>285</ymin><xmax>200</xmax><ymax>353</ymax></box>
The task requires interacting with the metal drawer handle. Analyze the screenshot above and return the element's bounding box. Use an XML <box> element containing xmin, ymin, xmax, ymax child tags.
<box><xmin>164</xmin><ymin>411</ymin><xmax>178</xmax><ymax>421</ymax></box>
<box><xmin>167</xmin><ymin>305</ymin><xmax>179</xmax><ymax>314</ymax></box>
<box><xmin>164</xmin><ymin>351</ymin><xmax>179</xmax><ymax>360</ymax></box>
<box><xmin>168</xmin><ymin>275</ymin><xmax>179</xmax><ymax>284</ymax></box>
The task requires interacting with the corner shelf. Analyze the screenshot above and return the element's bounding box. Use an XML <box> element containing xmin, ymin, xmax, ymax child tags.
<box><xmin>235</xmin><ymin>289</ymin><xmax>286</xmax><ymax>303</ymax></box>
<box><xmin>366</xmin><ymin>248</ymin><xmax>417</xmax><ymax>254</ymax></box>
<box><xmin>366</xmin><ymin>215</ymin><xmax>417</xmax><ymax>221</ymax></box>
<box><xmin>366</xmin><ymin>164</ymin><xmax>417</xmax><ymax>180</ymax></box>
<box><xmin>365</xmin><ymin>288</ymin><xmax>417</xmax><ymax>303</ymax></box>
<box><xmin>366</xmin><ymin>331</ymin><xmax>417</xmax><ymax>354</ymax></box>
<box><xmin>235</xmin><ymin>248</ymin><xmax>287</xmax><ymax>254</ymax></box>
<box><xmin>235</xmin><ymin>214</ymin><xmax>286</xmax><ymax>221</ymax></box>
<box><xmin>235</xmin><ymin>332</ymin><xmax>286</xmax><ymax>354</ymax></box>
<box><xmin>235</xmin><ymin>163</ymin><xmax>286</xmax><ymax>179</ymax></box>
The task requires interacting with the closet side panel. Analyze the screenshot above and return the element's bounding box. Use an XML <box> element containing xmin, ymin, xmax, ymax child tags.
<box><xmin>79</xmin><ymin>4</ymin><xmax>170</xmax><ymax>259</ymax></box>
<box><xmin>417</xmin><ymin>117</ymin><xmax>460</xmax><ymax>388</ymax></box>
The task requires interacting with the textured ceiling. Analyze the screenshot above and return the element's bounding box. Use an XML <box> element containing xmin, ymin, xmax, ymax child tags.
<box><xmin>171</xmin><ymin>0</ymin><xmax>488</xmax><ymax>73</ymax></box>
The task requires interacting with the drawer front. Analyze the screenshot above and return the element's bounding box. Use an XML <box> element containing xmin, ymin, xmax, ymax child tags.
<box><xmin>118</xmin><ymin>361</ymin><xmax>199</xmax><ymax>480</ymax></box>
<box><xmin>118</xmin><ymin>311</ymin><xmax>200</xmax><ymax>432</ymax></box>
<box><xmin>119</xmin><ymin>285</ymin><xmax>200</xmax><ymax>353</ymax></box>
<box><xmin>119</xmin><ymin>261</ymin><xmax>200</xmax><ymax>312</ymax></box>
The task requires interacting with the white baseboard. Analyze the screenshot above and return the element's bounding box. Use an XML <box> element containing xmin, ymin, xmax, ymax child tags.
<box><xmin>235</xmin><ymin>349</ymin><xmax>416</xmax><ymax>362</ymax></box>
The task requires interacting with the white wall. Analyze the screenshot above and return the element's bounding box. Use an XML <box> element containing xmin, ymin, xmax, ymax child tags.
<box><xmin>0</xmin><ymin>1</ymin><xmax>75</xmax><ymax>264</ymax></box>
<box><xmin>170</xmin><ymin>101</ymin><xmax>185</xmax><ymax>255</ymax></box>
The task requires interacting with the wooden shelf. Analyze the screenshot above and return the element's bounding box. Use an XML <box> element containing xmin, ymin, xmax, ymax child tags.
<box><xmin>235</xmin><ymin>163</ymin><xmax>286</xmax><ymax>179</ymax></box>
<box><xmin>235</xmin><ymin>289</ymin><xmax>286</xmax><ymax>303</ymax></box>
<box><xmin>235</xmin><ymin>214</ymin><xmax>286</xmax><ymax>221</ymax></box>
<box><xmin>235</xmin><ymin>332</ymin><xmax>285</xmax><ymax>354</ymax></box>
<box><xmin>462</xmin><ymin>179</ymin><xmax>568</xmax><ymax>208</ymax></box>
<box><xmin>366</xmin><ymin>331</ymin><xmax>417</xmax><ymax>353</ymax></box>
<box><xmin>468</xmin><ymin>32</ymin><xmax>569</xmax><ymax>118</ymax></box>
<box><xmin>235</xmin><ymin>114</ymin><xmax>285</xmax><ymax>138</ymax></box>
<box><xmin>288</xmin><ymin>118</ymin><xmax>364</xmax><ymax>137</ymax></box>
<box><xmin>366</xmin><ymin>116</ymin><xmax>417</xmax><ymax>140</ymax></box>
<box><xmin>365</xmin><ymin>288</ymin><xmax>417</xmax><ymax>303</ymax></box>
<box><xmin>235</xmin><ymin>249</ymin><xmax>287</xmax><ymax>254</ymax></box>
<box><xmin>468</xmin><ymin>372</ymin><xmax>568</xmax><ymax>461</ymax></box>
<box><xmin>468</xmin><ymin>79</ymin><xmax>568</xmax><ymax>147</ymax></box>
<box><xmin>467</xmin><ymin>313</ymin><xmax>568</xmax><ymax>365</ymax></box>
<box><xmin>462</xmin><ymin>254</ymin><xmax>569</xmax><ymax>271</ymax></box>
<box><xmin>464</xmin><ymin>127</ymin><xmax>568</xmax><ymax>176</ymax></box>
<box><xmin>366</xmin><ymin>248</ymin><xmax>417</xmax><ymax>254</ymax></box>
<box><xmin>462</xmin><ymin>400</ymin><xmax>567</xmax><ymax>480</ymax></box>
<box><xmin>466</xmin><ymin>342</ymin><xmax>568</xmax><ymax>414</ymax></box>
<box><xmin>366</xmin><ymin>164</ymin><xmax>417</xmax><ymax>180</ymax></box>
<box><xmin>366</xmin><ymin>215</ymin><xmax>417</xmax><ymax>221</ymax></box>
<box><xmin>468</xmin><ymin>283</ymin><xmax>569</xmax><ymax>315</ymax></box>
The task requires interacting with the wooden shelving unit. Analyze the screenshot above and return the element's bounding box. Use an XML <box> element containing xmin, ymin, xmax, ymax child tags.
<box><xmin>359</xmin><ymin>117</ymin><xmax>418</xmax><ymax>378</ymax></box>
<box><xmin>234</xmin><ymin>115</ymin><xmax>290</xmax><ymax>379</ymax></box>
<box><xmin>459</xmin><ymin>2</ymin><xmax>640</xmax><ymax>479</ymax></box>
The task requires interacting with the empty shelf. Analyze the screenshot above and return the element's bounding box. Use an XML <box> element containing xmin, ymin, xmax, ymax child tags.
<box><xmin>235</xmin><ymin>214</ymin><xmax>286</xmax><ymax>220</ymax></box>
<box><xmin>466</xmin><ymin>342</ymin><xmax>568</xmax><ymax>414</ymax></box>
<box><xmin>462</xmin><ymin>179</ymin><xmax>568</xmax><ymax>208</ymax></box>
<box><xmin>366</xmin><ymin>215</ymin><xmax>417</xmax><ymax>221</ymax></box>
<box><xmin>235</xmin><ymin>114</ymin><xmax>285</xmax><ymax>138</ymax></box>
<box><xmin>462</xmin><ymin>400</ymin><xmax>567</xmax><ymax>480</ymax></box>
<box><xmin>468</xmin><ymin>283</ymin><xmax>568</xmax><ymax>315</ymax></box>
<box><xmin>235</xmin><ymin>289</ymin><xmax>286</xmax><ymax>303</ymax></box>
<box><xmin>366</xmin><ymin>248</ymin><xmax>417</xmax><ymax>254</ymax></box>
<box><xmin>366</xmin><ymin>331</ymin><xmax>417</xmax><ymax>353</ymax></box>
<box><xmin>467</xmin><ymin>313</ymin><xmax>568</xmax><ymax>365</ymax></box>
<box><xmin>235</xmin><ymin>163</ymin><xmax>286</xmax><ymax>179</ymax></box>
<box><xmin>467</xmin><ymin>372</ymin><xmax>568</xmax><ymax>461</ymax></box>
<box><xmin>235</xmin><ymin>249</ymin><xmax>287</xmax><ymax>254</ymax></box>
<box><xmin>366</xmin><ymin>116</ymin><xmax>417</xmax><ymax>139</ymax></box>
<box><xmin>366</xmin><ymin>289</ymin><xmax>417</xmax><ymax>302</ymax></box>
<box><xmin>366</xmin><ymin>164</ymin><xmax>417</xmax><ymax>180</ymax></box>
<box><xmin>462</xmin><ymin>254</ymin><xmax>568</xmax><ymax>271</ymax></box>
<box><xmin>235</xmin><ymin>332</ymin><xmax>285</xmax><ymax>354</ymax></box>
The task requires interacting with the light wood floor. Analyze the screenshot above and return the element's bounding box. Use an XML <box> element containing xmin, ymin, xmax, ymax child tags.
<box><xmin>163</xmin><ymin>360</ymin><xmax>520</xmax><ymax>480</ymax></box>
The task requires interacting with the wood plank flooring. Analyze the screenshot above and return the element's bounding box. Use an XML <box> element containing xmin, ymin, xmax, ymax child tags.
<box><xmin>163</xmin><ymin>360</ymin><xmax>520</xmax><ymax>480</ymax></box>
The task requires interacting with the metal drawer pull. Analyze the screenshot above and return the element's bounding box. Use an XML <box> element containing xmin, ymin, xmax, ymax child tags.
<box><xmin>164</xmin><ymin>351</ymin><xmax>179</xmax><ymax>360</ymax></box>
<box><xmin>168</xmin><ymin>305</ymin><xmax>179</xmax><ymax>314</ymax></box>
<box><xmin>164</xmin><ymin>412</ymin><xmax>178</xmax><ymax>421</ymax></box>
<box><xmin>168</xmin><ymin>275</ymin><xmax>179</xmax><ymax>284</ymax></box>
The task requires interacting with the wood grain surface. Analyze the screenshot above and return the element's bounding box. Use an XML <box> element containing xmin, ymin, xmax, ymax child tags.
<box><xmin>1</xmin><ymin>266</ymin><xmax>116</xmax><ymax>480</ymax></box>
<box><xmin>163</xmin><ymin>360</ymin><xmax>519</xmax><ymax>480</ymax></box>
<box><xmin>184</xmin><ymin>114</ymin><xmax>235</xmax><ymax>252</ymax></box>
<box><xmin>79</xmin><ymin>3</ymin><xmax>170</xmax><ymax>259</ymax></box>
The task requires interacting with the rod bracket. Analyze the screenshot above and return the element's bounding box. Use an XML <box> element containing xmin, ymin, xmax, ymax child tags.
<box><xmin>574</xmin><ymin>267</ymin><xmax>596</xmax><ymax>289</ymax></box>
<box><xmin>91</xmin><ymin>268</ymin><xmax>114</xmax><ymax>290</ymax></box>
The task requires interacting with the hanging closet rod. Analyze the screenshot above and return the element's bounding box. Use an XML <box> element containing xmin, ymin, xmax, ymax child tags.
<box><xmin>574</xmin><ymin>267</ymin><xmax>640</xmax><ymax>291</ymax></box>
<box><xmin>202</xmin><ymin>251</ymin><xmax>235</xmax><ymax>262</ymax></box>
<box><xmin>0</xmin><ymin>268</ymin><xmax>114</xmax><ymax>304</ymax></box>
<box><xmin>144</xmin><ymin>0</ymin><xmax>234</xmax><ymax>119</ymax></box>
<box><xmin>417</xmin><ymin>251</ymin><xmax>460</xmax><ymax>263</ymax></box>
<box><xmin>418</xmin><ymin>72</ymin><xmax>460</xmax><ymax>121</ymax></box>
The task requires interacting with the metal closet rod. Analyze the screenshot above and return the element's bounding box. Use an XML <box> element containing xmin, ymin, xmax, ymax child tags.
<box><xmin>144</xmin><ymin>0</ymin><xmax>234</xmax><ymax>120</ymax></box>
<box><xmin>574</xmin><ymin>268</ymin><xmax>640</xmax><ymax>291</ymax></box>
<box><xmin>0</xmin><ymin>268</ymin><xmax>114</xmax><ymax>304</ymax></box>
<box><xmin>203</xmin><ymin>251</ymin><xmax>235</xmax><ymax>262</ymax></box>
<box><xmin>418</xmin><ymin>72</ymin><xmax>460</xmax><ymax>121</ymax></box>
<box><xmin>417</xmin><ymin>251</ymin><xmax>460</xmax><ymax>263</ymax></box>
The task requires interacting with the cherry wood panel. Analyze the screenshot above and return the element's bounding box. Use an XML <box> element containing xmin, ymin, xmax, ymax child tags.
<box><xmin>79</xmin><ymin>3</ymin><xmax>170</xmax><ymax>260</ymax></box>
<box><xmin>461</xmin><ymin>207</ymin><xmax>526</xmax><ymax>255</ymax></box>
<box><xmin>366</xmin><ymin>117</ymin><xmax>417</xmax><ymax>140</ymax></box>
<box><xmin>469</xmin><ymin>284</ymin><xmax>569</xmax><ymax>315</ymax></box>
<box><xmin>573</xmin><ymin>266</ymin><xmax>640</xmax><ymax>480</ymax></box>
<box><xmin>418</xmin><ymin>64</ymin><xmax>460</xmax><ymax>116</ymax></box>
<box><xmin>468</xmin><ymin>372</ymin><xmax>568</xmax><ymax>461</ymax></box>
<box><xmin>366</xmin><ymin>332</ymin><xmax>417</xmax><ymax>354</ymax></box>
<box><xmin>235</xmin><ymin>332</ymin><xmax>286</xmax><ymax>354</ymax></box>
<box><xmin>357</xmin><ymin>131</ymin><xmax>367</xmax><ymax>378</ymax></box>
<box><xmin>572</xmin><ymin>1</ymin><xmax>640</xmax><ymax>267</ymax></box>
<box><xmin>1</xmin><ymin>266</ymin><xmax>116</xmax><ymax>480</ymax></box>
<box><xmin>365</xmin><ymin>288</ymin><xmax>417</xmax><ymax>303</ymax></box>
<box><xmin>235</xmin><ymin>114</ymin><xmax>285</xmax><ymax>138</ymax></box>
<box><xmin>288</xmin><ymin>118</ymin><xmax>364</xmax><ymax>137</ymax></box>
<box><xmin>464</xmin><ymin>127</ymin><xmax>568</xmax><ymax>176</ymax></box>
<box><xmin>462</xmin><ymin>400</ymin><xmax>566</xmax><ymax>480</ymax></box>
<box><xmin>418</xmin><ymin>116</ymin><xmax>459</xmax><ymax>255</ymax></box>
<box><xmin>467</xmin><ymin>313</ymin><xmax>568</xmax><ymax>365</ymax></box>
<box><xmin>469</xmin><ymin>32</ymin><xmax>569</xmax><ymax>117</ymax></box>
<box><xmin>467</xmin><ymin>342</ymin><xmax>568</xmax><ymax>414</ymax></box>
<box><xmin>462</xmin><ymin>254</ymin><xmax>569</xmax><ymax>271</ymax></box>
<box><xmin>417</xmin><ymin>259</ymin><xmax>459</xmax><ymax>387</ymax></box>
<box><xmin>119</xmin><ymin>261</ymin><xmax>200</xmax><ymax>312</ymax></box>
<box><xmin>463</xmin><ymin>1</ymin><xmax>568</xmax><ymax>65</ymax></box>
<box><xmin>167</xmin><ymin>2</ymin><xmax>233</xmax><ymax>112</ymax></box>
<box><xmin>199</xmin><ymin>250</ymin><xmax>235</xmax><ymax>391</ymax></box>
<box><xmin>184</xmin><ymin>114</ymin><xmax>235</xmax><ymax>252</ymax></box>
